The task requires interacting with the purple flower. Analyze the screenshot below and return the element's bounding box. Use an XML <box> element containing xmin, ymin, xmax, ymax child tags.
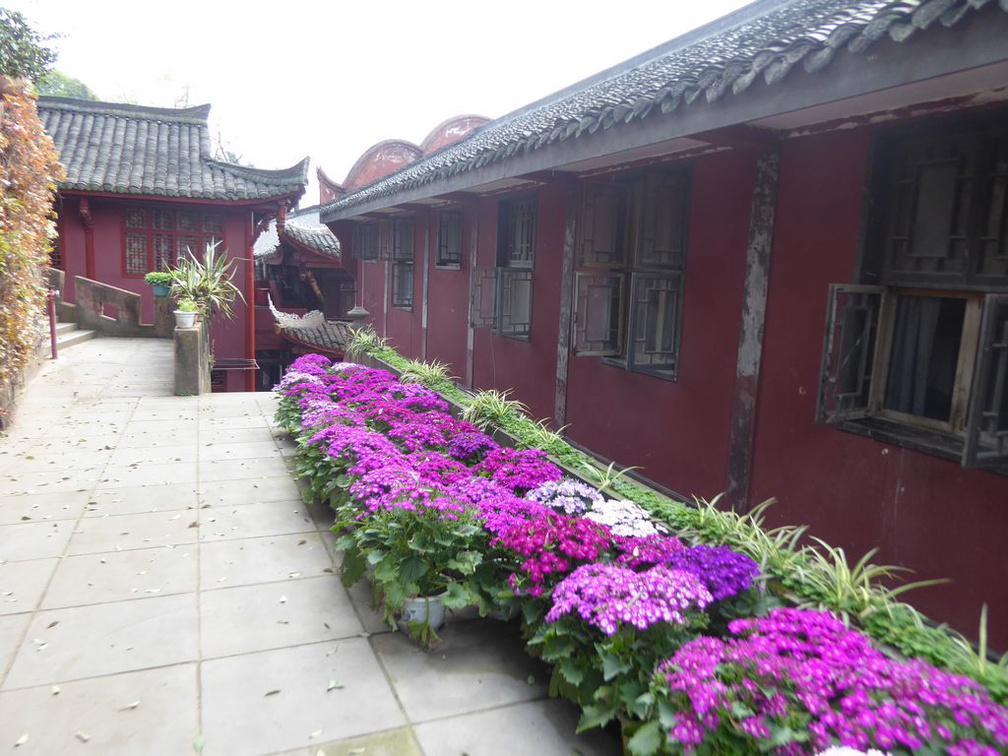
<box><xmin>546</xmin><ymin>562</ymin><xmax>712</xmax><ymax>635</ymax></box>
<box><xmin>664</xmin><ymin>544</ymin><xmax>760</xmax><ymax>601</ymax></box>
<box><xmin>655</xmin><ymin>608</ymin><xmax>1008</xmax><ymax>755</ymax></box>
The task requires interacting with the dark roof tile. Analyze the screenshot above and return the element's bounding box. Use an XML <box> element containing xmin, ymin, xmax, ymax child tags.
<box><xmin>322</xmin><ymin>0</ymin><xmax>1004</xmax><ymax>218</ymax></box>
<box><xmin>38</xmin><ymin>97</ymin><xmax>308</xmax><ymax>202</ymax></box>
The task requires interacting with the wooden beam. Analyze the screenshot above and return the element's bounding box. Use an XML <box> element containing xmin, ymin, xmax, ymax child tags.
<box><xmin>554</xmin><ymin>188</ymin><xmax>578</xmax><ymax>429</ymax></box>
<box><xmin>691</xmin><ymin>124</ymin><xmax>779</xmax><ymax>151</ymax></box>
<box><xmin>465</xmin><ymin>200</ymin><xmax>479</xmax><ymax>388</ymax></box>
<box><xmin>421</xmin><ymin>208</ymin><xmax>430</xmax><ymax>361</ymax></box>
<box><xmin>725</xmin><ymin>151</ymin><xmax>780</xmax><ymax>512</ymax></box>
<box><xmin>518</xmin><ymin>170</ymin><xmax>578</xmax><ymax>185</ymax></box>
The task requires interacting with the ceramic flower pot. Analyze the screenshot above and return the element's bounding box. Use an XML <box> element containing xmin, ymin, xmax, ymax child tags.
<box><xmin>398</xmin><ymin>594</ymin><xmax>447</xmax><ymax>632</ymax></box>
<box><xmin>174</xmin><ymin>310</ymin><xmax>197</xmax><ymax>329</ymax></box>
<box><xmin>152</xmin><ymin>283</ymin><xmax>170</xmax><ymax>297</ymax></box>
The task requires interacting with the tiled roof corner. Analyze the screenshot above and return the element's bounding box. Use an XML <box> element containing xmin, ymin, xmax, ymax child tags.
<box><xmin>38</xmin><ymin>97</ymin><xmax>308</xmax><ymax>203</ymax></box>
<box><xmin>253</xmin><ymin>205</ymin><xmax>340</xmax><ymax>261</ymax></box>
<box><xmin>320</xmin><ymin>0</ymin><xmax>1005</xmax><ymax>218</ymax></box>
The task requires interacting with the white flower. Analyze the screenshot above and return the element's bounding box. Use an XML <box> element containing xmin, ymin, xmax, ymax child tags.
<box><xmin>584</xmin><ymin>499</ymin><xmax>667</xmax><ymax>537</ymax></box>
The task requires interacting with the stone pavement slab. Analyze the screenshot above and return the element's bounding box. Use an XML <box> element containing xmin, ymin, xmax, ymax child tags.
<box><xmin>0</xmin><ymin>338</ymin><xmax>620</xmax><ymax>755</ymax></box>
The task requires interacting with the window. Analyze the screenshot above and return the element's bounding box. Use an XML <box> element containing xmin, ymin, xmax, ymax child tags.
<box><xmin>353</xmin><ymin>222</ymin><xmax>379</xmax><ymax>261</ymax></box>
<box><xmin>390</xmin><ymin>216</ymin><xmax>414</xmax><ymax>310</ymax></box>
<box><xmin>817</xmin><ymin>114</ymin><xmax>1008</xmax><ymax>472</ymax></box>
<box><xmin>470</xmin><ymin>195</ymin><xmax>537</xmax><ymax>339</ymax></box>
<box><xmin>571</xmin><ymin>169</ymin><xmax>689</xmax><ymax>380</ymax></box>
<box><xmin>436</xmin><ymin>209</ymin><xmax>463</xmax><ymax>267</ymax></box>
<box><xmin>122</xmin><ymin>208</ymin><xmax>222</xmax><ymax>276</ymax></box>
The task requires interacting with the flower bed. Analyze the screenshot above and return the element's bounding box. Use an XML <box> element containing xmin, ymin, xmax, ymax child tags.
<box><xmin>275</xmin><ymin>354</ymin><xmax>1008</xmax><ymax>755</ymax></box>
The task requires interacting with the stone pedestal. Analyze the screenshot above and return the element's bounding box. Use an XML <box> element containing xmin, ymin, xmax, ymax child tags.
<box><xmin>174</xmin><ymin>322</ymin><xmax>209</xmax><ymax>395</ymax></box>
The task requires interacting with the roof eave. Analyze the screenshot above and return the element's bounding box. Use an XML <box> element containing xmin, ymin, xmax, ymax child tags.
<box><xmin>321</xmin><ymin>6</ymin><xmax>1008</xmax><ymax>224</ymax></box>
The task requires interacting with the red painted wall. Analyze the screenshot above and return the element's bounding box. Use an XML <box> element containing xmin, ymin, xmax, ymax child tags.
<box><xmin>424</xmin><ymin>207</ymin><xmax>471</xmax><ymax>377</ymax></box>
<box><xmin>751</xmin><ymin>128</ymin><xmax>1008</xmax><ymax>647</ymax></box>
<box><xmin>565</xmin><ymin>150</ymin><xmax>753</xmax><ymax>498</ymax></box>
<box><xmin>471</xmin><ymin>188</ymin><xmax>565</xmax><ymax>422</ymax></box>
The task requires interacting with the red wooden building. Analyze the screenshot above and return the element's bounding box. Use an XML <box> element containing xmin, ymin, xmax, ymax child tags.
<box><xmin>253</xmin><ymin>205</ymin><xmax>355</xmax><ymax>388</ymax></box>
<box><xmin>38</xmin><ymin>97</ymin><xmax>308</xmax><ymax>391</ymax></box>
<box><xmin>320</xmin><ymin>0</ymin><xmax>1008</xmax><ymax>646</ymax></box>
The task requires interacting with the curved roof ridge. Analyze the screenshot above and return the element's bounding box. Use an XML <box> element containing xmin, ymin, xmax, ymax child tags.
<box><xmin>37</xmin><ymin>96</ymin><xmax>212</xmax><ymax>124</ymax></box>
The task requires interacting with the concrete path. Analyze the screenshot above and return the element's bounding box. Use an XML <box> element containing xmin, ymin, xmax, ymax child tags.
<box><xmin>0</xmin><ymin>338</ymin><xmax>619</xmax><ymax>756</ymax></box>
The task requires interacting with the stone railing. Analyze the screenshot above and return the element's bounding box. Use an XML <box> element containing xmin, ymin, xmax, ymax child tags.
<box><xmin>74</xmin><ymin>276</ymin><xmax>148</xmax><ymax>336</ymax></box>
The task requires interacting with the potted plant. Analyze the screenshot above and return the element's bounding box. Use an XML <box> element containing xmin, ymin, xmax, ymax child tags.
<box><xmin>335</xmin><ymin>486</ymin><xmax>485</xmax><ymax>647</ymax></box>
<box><xmin>168</xmin><ymin>240</ymin><xmax>245</xmax><ymax>324</ymax></box>
<box><xmin>144</xmin><ymin>271</ymin><xmax>173</xmax><ymax>297</ymax></box>
<box><xmin>174</xmin><ymin>297</ymin><xmax>198</xmax><ymax>329</ymax></box>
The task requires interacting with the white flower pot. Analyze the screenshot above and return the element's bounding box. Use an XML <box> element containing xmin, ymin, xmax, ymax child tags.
<box><xmin>398</xmin><ymin>594</ymin><xmax>447</xmax><ymax>631</ymax></box>
<box><xmin>174</xmin><ymin>310</ymin><xmax>197</xmax><ymax>329</ymax></box>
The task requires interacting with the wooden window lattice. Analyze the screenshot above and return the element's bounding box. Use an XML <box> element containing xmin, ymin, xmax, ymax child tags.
<box><xmin>125</xmin><ymin>234</ymin><xmax>148</xmax><ymax>275</ymax></box>
<box><xmin>627</xmin><ymin>271</ymin><xmax>682</xmax><ymax>377</ymax></box>
<box><xmin>437</xmin><ymin>210</ymin><xmax>462</xmax><ymax>266</ymax></box>
<box><xmin>573</xmin><ymin>272</ymin><xmax>624</xmax><ymax>355</ymax></box>
<box><xmin>963</xmin><ymin>293</ymin><xmax>1008</xmax><ymax>470</ymax></box>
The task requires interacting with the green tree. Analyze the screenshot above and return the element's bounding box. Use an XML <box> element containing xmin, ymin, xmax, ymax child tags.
<box><xmin>0</xmin><ymin>8</ymin><xmax>57</xmax><ymax>83</ymax></box>
<box><xmin>37</xmin><ymin>69</ymin><xmax>96</xmax><ymax>99</ymax></box>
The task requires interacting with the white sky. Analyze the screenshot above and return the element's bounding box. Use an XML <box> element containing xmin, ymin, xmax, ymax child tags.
<box><xmin>8</xmin><ymin>0</ymin><xmax>754</xmax><ymax>205</ymax></box>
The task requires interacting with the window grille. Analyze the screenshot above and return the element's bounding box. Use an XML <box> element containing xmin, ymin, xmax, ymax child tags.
<box><xmin>122</xmin><ymin>207</ymin><xmax>222</xmax><ymax>276</ymax></box>
<box><xmin>437</xmin><ymin>210</ymin><xmax>462</xmax><ymax>266</ymax></box>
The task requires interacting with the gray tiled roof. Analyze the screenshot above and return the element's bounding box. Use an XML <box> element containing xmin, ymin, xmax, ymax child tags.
<box><xmin>38</xmin><ymin>97</ymin><xmax>308</xmax><ymax>202</ymax></box>
<box><xmin>284</xmin><ymin>207</ymin><xmax>341</xmax><ymax>257</ymax></box>
<box><xmin>278</xmin><ymin>319</ymin><xmax>351</xmax><ymax>354</ymax></box>
<box><xmin>322</xmin><ymin>0</ymin><xmax>1005</xmax><ymax>216</ymax></box>
<box><xmin>253</xmin><ymin>206</ymin><xmax>341</xmax><ymax>261</ymax></box>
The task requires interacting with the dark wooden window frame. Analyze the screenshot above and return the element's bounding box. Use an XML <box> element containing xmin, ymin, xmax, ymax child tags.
<box><xmin>353</xmin><ymin>222</ymin><xmax>380</xmax><ymax>262</ymax></box>
<box><xmin>571</xmin><ymin>168</ymin><xmax>690</xmax><ymax>381</ymax></box>
<box><xmin>436</xmin><ymin>208</ymin><xmax>463</xmax><ymax>269</ymax></box>
<box><xmin>121</xmin><ymin>207</ymin><xmax>222</xmax><ymax>277</ymax></box>
<box><xmin>390</xmin><ymin>216</ymin><xmax>415</xmax><ymax>310</ymax></box>
<box><xmin>817</xmin><ymin>110</ymin><xmax>1008</xmax><ymax>473</ymax></box>
<box><xmin>469</xmin><ymin>194</ymin><xmax>538</xmax><ymax>340</ymax></box>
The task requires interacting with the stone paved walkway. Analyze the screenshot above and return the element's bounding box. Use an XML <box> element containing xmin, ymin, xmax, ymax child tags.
<box><xmin>0</xmin><ymin>338</ymin><xmax>620</xmax><ymax>756</ymax></box>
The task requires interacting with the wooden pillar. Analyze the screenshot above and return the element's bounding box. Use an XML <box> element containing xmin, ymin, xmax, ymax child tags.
<box><xmin>726</xmin><ymin>151</ymin><xmax>780</xmax><ymax>511</ymax></box>
<box><xmin>553</xmin><ymin>188</ymin><xmax>578</xmax><ymax>428</ymax></box>
<box><xmin>465</xmin><ymin>199</ymin><xmax>479</xmax><ymax>389</ymax></box>
<box><xmin>80</xmin><ymin>198</ymin><xmax>95</xmax><ymax>280</ymax></box>
<box><xmin>420</xmin><ymin>209</ymin><xmax>431</xmax><ymax>361</ymax></box>
<box><xmin>244</xmin><ymin>211</ymin><xmax>256</xmax><ymax>391</ymax></box>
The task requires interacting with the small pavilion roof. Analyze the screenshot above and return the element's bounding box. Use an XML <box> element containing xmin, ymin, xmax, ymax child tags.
<box><xmin>38</xmin><ymin>97</ymin><xmax>308</xmax><ymax>203</ymax></box>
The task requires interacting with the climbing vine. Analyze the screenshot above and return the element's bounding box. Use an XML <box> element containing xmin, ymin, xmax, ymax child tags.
<box><xmin>0</xmin><ymin>77</ymin><xmax>63</xmax><ymax>397</ymax></box>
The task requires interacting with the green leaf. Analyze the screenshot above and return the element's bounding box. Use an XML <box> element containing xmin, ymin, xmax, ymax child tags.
<box><xmin>626</xmin><ymin>720</ymin><xmax>662</xmax><ymax>756</ymax></box>
<box><xmin>441</xmin><ymin>582</ymin><xmax>471</xmax><ymax>610</ymax></box>
<box><xmin>399</xmin><ymin>555</ymin><xmax>430</xmax><ymax>585</ymax></box>
<box><xmin>559</xmin><ymin>658</ymin><xmax>585</xmax><ymax>686</ymax></box>
<box><xmin>576</xmin><ymin>702</ymin><xmax>618</xmax><ymax>732</ymax></box>
<box><xmin>601</xmin><ymin>651</ymin><xmax>632</xmax><ymax>681</ymax></box>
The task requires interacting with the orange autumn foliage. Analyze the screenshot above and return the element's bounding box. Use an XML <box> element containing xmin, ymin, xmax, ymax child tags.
<box><xmin>0</xmin><ymin>77</ymin><xmax>64</xmax><ymax>391</ymax></box>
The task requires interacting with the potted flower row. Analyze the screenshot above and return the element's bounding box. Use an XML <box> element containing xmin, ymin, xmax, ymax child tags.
<box><xmin>274</xmin><ymin>355</ymin><xmax>1008</xmax><ymax>755</ymax></box>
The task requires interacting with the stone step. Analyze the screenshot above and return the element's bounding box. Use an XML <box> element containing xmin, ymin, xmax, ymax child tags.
<box><xmin>56</xmin><ymin>329</ymin><xmax>96</xmax><ymax>350</ymax></box>
<box><xmin>55</xmin><ymin>321</ymin><xmax>77</xmax><ymax>336</ymax></box>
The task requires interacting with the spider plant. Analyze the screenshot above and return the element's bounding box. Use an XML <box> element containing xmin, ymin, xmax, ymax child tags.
<box><xmin>579</xmin><ymin>459</ymin><xmax>642</xmax><ymax>497</ymax></box>
<box><xmin>398</xmin><ymin>359</ymin><xmax>454</xmax><ymax>388</ymax></box>
<box><xmin>798</xmin><ymin>538</ymin><xmax>949</xmax><ymax>624</ymax></box>
<box><xmin>168</xmin><ymin>240</ymin><xmax>244</xmax><ymax>321</ymax></box>
<box><xmin>459</xmin><ymin>389</ymin><xmax>529</xmax><ymax>431</ymax></box>
<box><xmin>345</xmin><ymin>327</ymin><xmax>388</xmax><ymax>361</ymax></box>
